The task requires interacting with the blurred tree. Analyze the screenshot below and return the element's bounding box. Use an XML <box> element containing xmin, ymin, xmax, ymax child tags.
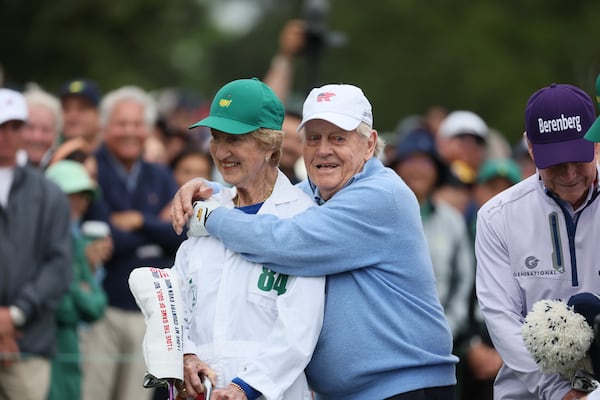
<box><xmin>0</xmin><ymin>0</ymin><xmax>218</xmax><ymax>93</ymax></box>
<box><xmin>317</xmin><ymin>0</ymin><xmax>600</xmax><ymax>143</ymax></box>
<box><xmin>1</xmin><ymin>0</ymin><xmax>599</xmax><ymax>144</ymax></box>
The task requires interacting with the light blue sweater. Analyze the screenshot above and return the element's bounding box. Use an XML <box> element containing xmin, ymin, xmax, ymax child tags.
<box><xmin>206</xmin><ymin>158</ymin><xmax>457</xmax><ymax>399</ymax></box>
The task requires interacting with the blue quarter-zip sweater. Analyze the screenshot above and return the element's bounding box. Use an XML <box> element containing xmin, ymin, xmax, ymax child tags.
<box><xmin>206</xmin><ymin>157</ymin><xmax>457</xmax><ymax>399</ymax></box>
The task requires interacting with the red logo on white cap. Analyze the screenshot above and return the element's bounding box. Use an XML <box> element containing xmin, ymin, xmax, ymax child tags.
<box><xmin>316</xmin><ymin>92</ymin><xmax>336</xmax><ymax>102</ymax></box>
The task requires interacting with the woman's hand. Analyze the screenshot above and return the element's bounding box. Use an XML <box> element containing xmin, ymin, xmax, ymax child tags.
<box><xmin>179</xmin><ymin>353</ymin><xmax>217</xmax><ymax>399</ymax></box>
<box><xmin>212</xmin><ymin>384</ymin><xmax>248</xmax><ymax>400</ymax></box>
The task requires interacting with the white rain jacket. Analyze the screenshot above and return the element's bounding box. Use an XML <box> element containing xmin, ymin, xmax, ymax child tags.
<box><xmin>476</xmin><ymin>169</ymin><xmax>600</xmax><ymax>400</ymax></box>
<box><xmin>173</xmin><ymin>170</ymin><xmax>325</xmax><ymax>400</ymax></box>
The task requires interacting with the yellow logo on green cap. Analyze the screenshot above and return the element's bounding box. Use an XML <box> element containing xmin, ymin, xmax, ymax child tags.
<box><xmin>219</xmin><ymin>99</ymin><xmax>232</xmax><ymax>108</ymax></box>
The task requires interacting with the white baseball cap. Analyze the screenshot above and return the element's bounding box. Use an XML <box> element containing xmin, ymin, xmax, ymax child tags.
<box><xmin>0</xmin><ymin>88</ymin><xmax>28</xmax><ymax>125</ymax></box>
<box><xmin>439</xmin><ymin>110</ymin><xmax>488</xmax><ymax>139</ymax></box>
<box><xmin>298</xmin><ymin>84</ymin><xmax>373</xmax><ymax>131</ymax></box>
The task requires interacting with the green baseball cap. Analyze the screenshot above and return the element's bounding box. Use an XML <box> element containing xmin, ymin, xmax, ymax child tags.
<box><xmin>45</xmin><ymin>160</ymin><xmax>99</xmax><ymax>199</ymax></box>
<box><xmin>189</xmin><ymin>78</ymin><xmax>284</xmax><ymax>134</ymax></box>
<box><xmin>584</xmin><ymin>73</ymin><xmax>600</xmax><ymax>142</ymax></box>
<box><xmin>477</xmin><ymin>158</ymin><xmax>522</xmax><ymax>185</ymax></box>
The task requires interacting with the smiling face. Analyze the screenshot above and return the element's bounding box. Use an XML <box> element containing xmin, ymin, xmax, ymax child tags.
<box><xmin>103</xmin><ymin>99</ymin><xmax>148</xmax><ymax>170</ymax></box>
<box><xmin>61</xmin><ymin>96</ymin><xmax>99</xmax><ymax>142</ymax></box>
<box><xmin>302</xmin><ymin>119</ymin><xmax>376</xmax><ymax>201</ymax></box>
<box><xmin>530</xmin><ymin>141</ymin><xmax>598</xmax><ymax>209</ymax></box>
<box><xmin>538</xmin><ymin>160</ymin><xmax>598</xmax><ymax>209</ymax></box>
<box><xmin>22</xmin><ymin>104</ymin><xmax>58</xmax><ymax>166</ymax></box>
<box><xmin>209</xmin><ymin>130</ymin><xmax>274</xmax><ymax>192</ymax></box>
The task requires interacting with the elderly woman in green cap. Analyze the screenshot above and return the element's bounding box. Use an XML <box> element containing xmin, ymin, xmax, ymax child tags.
<box><xmin>44</xmin><ymin>160</ymin><xmax>108</xmax><ymax>400</ymax></box>
<box><xmin>173</xmin><ymin>78</ymin><xmax>325</xmax><ymax>400</ymax></box>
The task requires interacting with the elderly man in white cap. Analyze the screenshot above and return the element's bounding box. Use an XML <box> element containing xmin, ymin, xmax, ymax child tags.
<box><xmin>171</xmin><ymin>83</ymin><xmax>458</xmax><ymax>399</ymax></box>
<box><xmin>0</xmin><ymin>88</ymin><xmax>71</xmax><ymax>400</ymax></box>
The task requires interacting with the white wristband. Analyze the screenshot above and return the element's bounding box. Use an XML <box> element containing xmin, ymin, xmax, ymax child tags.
<box><xmin>9</xmin><ymin>305</ymin><xmax>25</xmax><ymax>327</ymax></box>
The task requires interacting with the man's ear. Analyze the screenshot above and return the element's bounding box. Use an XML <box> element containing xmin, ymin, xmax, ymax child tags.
<box><xmin>366</xmin><ymin>129</ymin><xmax>378</xmax><ymax>160</ymax></box>
<box><xmin>524</xmin><ymin>131</ymin><xmax>535</xmax><ymax>161</ymax></box>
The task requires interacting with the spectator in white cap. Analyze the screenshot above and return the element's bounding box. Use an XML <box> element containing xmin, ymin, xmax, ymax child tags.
<box><xmin>0</xmin><ymin>88</ymin><xmax>72</xmax><ymax>400</ymax></box>
<box><xmin>171</xmin><ymin>83</ymin><xmax>458</xmax><ymax>399</ymax></box>
<box><xmin>434</xmin><ymin>110</ymin><xmax>489</xmax><ymax>220</ymax></box>
<box><xmin>437</xmin><ymin>110</ymin><xmax>489</xmax><ymax>178</ymax></box>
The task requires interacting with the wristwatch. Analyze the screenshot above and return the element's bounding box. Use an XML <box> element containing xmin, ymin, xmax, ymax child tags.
<box><xmin>9</xmin><ymin>305</ymin><xmax>25</xmax><ymax>327</ymax></box>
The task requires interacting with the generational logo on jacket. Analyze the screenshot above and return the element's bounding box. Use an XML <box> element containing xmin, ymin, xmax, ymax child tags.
<box><xmin>513</xmin><ymin>255</ymin><xmax>561</xmax><ymax>277</ymax></box>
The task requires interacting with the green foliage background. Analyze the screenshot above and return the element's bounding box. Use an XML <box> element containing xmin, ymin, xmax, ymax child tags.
<box><xmin>1</xmin><ymin>0</ymin><xmax>599</xmax><ymax>144</ymax></box>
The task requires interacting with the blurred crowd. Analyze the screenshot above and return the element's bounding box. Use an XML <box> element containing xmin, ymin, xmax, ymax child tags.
<box><xmin>0</xmin><ymin>18</ymin><xmax>555</xmax><ymax>400</ymax></box>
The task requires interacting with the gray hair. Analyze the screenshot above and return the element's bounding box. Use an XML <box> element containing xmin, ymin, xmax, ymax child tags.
<box><xmin>99</xmin><ymin>86</ymin><xmax>157</xmax><ymax>129</ymax></box>
<box><xmin>24</xmin><ymin>88</ymin><xmax>63</xmax><ymax>134</ymax></box>
<box><xmin>356</xmin><ymin>122</ymin><xmax>385</xmax><ymax>158</ymax></box>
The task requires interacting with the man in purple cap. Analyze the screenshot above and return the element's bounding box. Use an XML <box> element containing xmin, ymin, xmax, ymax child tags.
<box><xmin>476</xmin><ymin>83</ymin><xmax>600</xmax><ymax>400</ymax></box>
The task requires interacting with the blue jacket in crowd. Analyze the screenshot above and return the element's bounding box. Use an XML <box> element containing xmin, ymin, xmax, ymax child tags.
<box><xmin>86</xmin><ymin>144</ymin><xmax>184</xmax><ymax>310</ymax></box>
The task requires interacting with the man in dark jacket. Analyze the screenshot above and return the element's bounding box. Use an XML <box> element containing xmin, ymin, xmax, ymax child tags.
<box><xmin>81</xmin><ymin>86</ymin><xmax>184</xmax><ymax>400</ymax></box>
<box><xmin>0</xmin><ymin>88</ymin><xmax>72</xmax><ymax>399</ymax></box>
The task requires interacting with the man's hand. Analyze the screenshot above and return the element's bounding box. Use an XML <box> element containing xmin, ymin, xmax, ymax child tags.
<box><xmin>562</xmin><ymin>389</ymin><xmax>587</xmax><ymax>400</ymax></box>
<box><xmin>0</xmin><ymin>307</ymin><xmax>20</xmax><ymax>368</ymax></box>
<box><xmin>467</xmin><ymin>342</ymin><xmax>503</xmax><ymax>380</ymax></box>
<box><xmin>85</xmin><ymin>237</ymin><xmax>113</xmax><ymax>268</ymax></box>
<box><xmin>111</xmin><ymin>211</ymin><xmax>144</xmax><ymax>231</ymax></box>
<box><xmin>278</xmin><ymin>19</ymin><xmax>306</xmax><ymax>58</ymax></box>
<box><xmin>188</xmin><ymin>199</ymin><xmax>221</xmax><ymax>237</ymax></box>
<box><xmin>180</xmin><ymin>354</ymin><xmax>216</xmax><ymax>399</ymax></box>
<box><xmin>171</xmin><ymin>178</ymin><xmax>214</xmax><ymax>235</ymax></box>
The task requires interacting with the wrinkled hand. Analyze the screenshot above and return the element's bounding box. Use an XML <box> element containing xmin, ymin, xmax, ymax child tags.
<box><xmin>111</xmin><ymin>211</ymin><xmax>144</xmax><ymax>231</ymax></box>
<box><xmin>188</xmin><ymin>199</ymin><xmax>221</xmax><ymax>237</ymax></box>
<box><xmin>180</xmin><ymin>354</ymin><xmax>216</xmax><ymax>399</ymax></box>
<box><xmin>85</xmin><ymin>237</ymin><xmax>113</xmax><ymax>267</ymax></box>
<box><xmin>213</xmin><ymin>384</ymin><xmax>247</xmax><ymax>400</ymax></box>
<box><xmin>171</xmin><ymin>178</ymin><xmax>214</xmax><ymax>235</ymax></box>
<box><xmin>0</xmin><ymin>307</ymin><xmax>20</xmax><ymax>368</ymax></box>
<box><xmin>467</xmin><ymin>342</ymin><xmax>503</xmax><ymax>380</ymax></box>
<box><xmin>562</xmin><ymin>389</ymin><xmax>587</xmax><ymax>400</ymax></box>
